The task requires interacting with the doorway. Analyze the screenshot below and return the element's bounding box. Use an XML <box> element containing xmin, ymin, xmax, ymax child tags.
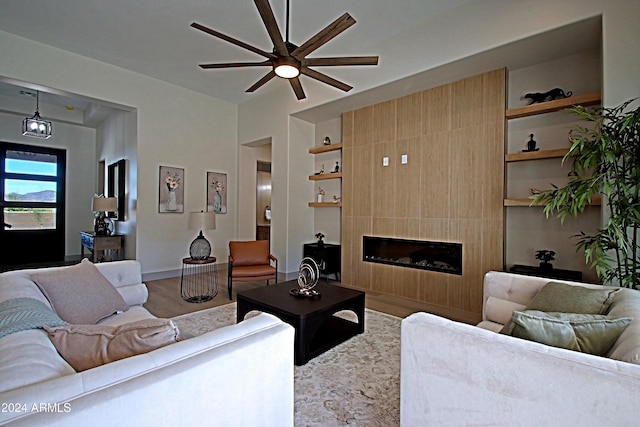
<box><xmin>256</xmin><ymin>161</ymin><xmax>271</xmax><ymax>243</ymax></box>
<box><xmin>0</xmin><ymin>142</ymin><xmax>66</xmax><ymax>267</ymax></box>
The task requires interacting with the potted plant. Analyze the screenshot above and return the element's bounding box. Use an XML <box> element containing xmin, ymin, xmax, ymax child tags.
<box><xmin>532</xmin><ymin>98</ymin><xmax>640</xmax><ymax>288</ymax></box>
<box><xmin>315</xmin><ymin>232</ymin><xmax>325</xmax><ymax>247</ymax></box>
<box><xmin>535</xmin><ymin>249</ymin><xmax>556</xmax><ymax>270</ymax></box>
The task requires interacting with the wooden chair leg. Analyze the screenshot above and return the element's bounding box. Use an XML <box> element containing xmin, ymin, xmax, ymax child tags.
<box><xmin>228</xmin><ymin>276</ymin><xmax>233</xmax><ymax>300</ymax></box>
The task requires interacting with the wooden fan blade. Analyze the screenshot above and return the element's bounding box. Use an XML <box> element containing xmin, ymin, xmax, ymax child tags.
<box><xmin>191</xmin><ymin>22</ymin><xmax>276</xmax><ymax>60</ymax></box>
<box><xmin>289</xmin><ymin>77</ymin><xmax>306</xmax><ymax>100</ymax></box>
<box><xmin>300</xmin><ymin>67</ymin><xmax>352</xmax><ymax>92</ymax></box>
<box><xmin>200</xmin><ymin>61</ymin><xmax>272</xmax><ymax>69</ymax></box>
<box><xmin>246</xmin><ymin>70</ymin><xmax>277</xmax><ymax>93</ymax></box>
<box><xmin>291</xmin><ymin>13</ymin><xmax>356</xmax><ymax>59</ymax></box>
<box><xmin>303</xmin><ymin>56</ymin><xmax>379</xmax><ymax>67</ymax></box>
<box><xmin>254</xmin><ymin>0</ymin><xmax>289</xmax><ymax>56</ymax></box>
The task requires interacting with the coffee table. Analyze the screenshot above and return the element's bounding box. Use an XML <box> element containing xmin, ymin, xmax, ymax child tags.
<box><xmin>236</xmin><ymin>280</ymin><xmax>365</xmax><ymax>365</ymax></box>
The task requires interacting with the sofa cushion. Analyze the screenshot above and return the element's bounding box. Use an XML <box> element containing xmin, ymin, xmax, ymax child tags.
<box><xmin>0</xmin><ymin>298</ymin><xmax>68</xmax><ymax>339</ymax></box>
<box><xmin>485</xmin><ymin>296</ymin><xmax>527</xmax><ymax>326</ymax></box>
<box><xmin>31</xmin><ymin>258</ymin><xmax>129</xmax><ymax>324</ymax></box>
<box><xmin>503</xmin><ymin>310</ymin><xmax>632</xmax><ymax>356</ymax></box>
<box><xmin>606</xmin><ymin>288</ymin><xmax>640</xmax><ymax>364</ymax></box>
<box><xmin>45</xmin><ymin>318</ymin><xmax>181</xmax><ymax>371</ymax></box>
<box><xmin>525</xmin><ymin>281</ymin><xmax>620</xmax><ymax>314</ymax></box>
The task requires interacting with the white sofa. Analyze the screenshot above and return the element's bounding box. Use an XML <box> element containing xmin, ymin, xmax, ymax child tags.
<box><xmin>401</xmin><ymin>271</ymin><xmax>640</xmax><ymax>427</ymax></box>
<box><xmin>0</xmin><ymin>260</ymin><xmax>295</xmax><ymax>427</ymax></box>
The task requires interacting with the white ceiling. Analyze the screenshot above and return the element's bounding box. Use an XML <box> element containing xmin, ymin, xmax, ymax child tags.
<box><xmin>0</xmin><ymin>1</ymin><xmax>601</xmax><ymax>124</ymax></box>
<box><xmin>0</xmin><ymin>0</ymin><xmax>476</xmax><ymax>106</ymax></box>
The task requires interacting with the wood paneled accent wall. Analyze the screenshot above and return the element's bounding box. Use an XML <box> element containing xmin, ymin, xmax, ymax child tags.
<box><xmin>341</xmin><ymin>69</ymin><xmax>505</xmax><ymax>322</ymax></box>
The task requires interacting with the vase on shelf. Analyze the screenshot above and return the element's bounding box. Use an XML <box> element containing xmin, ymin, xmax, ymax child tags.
<box><xmin>167</xmin><ymin>190</ymin><xmax>177</xmax><ymax>211</ymax></box>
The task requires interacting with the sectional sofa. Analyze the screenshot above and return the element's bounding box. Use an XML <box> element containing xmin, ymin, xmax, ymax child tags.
<box><xmin>0</xmin><ymin>259</ymin><xmax>295</xmax><ymax>426</ymax></box>
<box><xmin>401</xmin><ymin>271</ymin><xmax>640</xmax><ymax>426</ymax></box>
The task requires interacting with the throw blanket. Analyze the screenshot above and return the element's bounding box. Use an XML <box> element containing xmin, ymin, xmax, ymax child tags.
<box><xmin>0</xmin><ymin>298</ymin><xmax>68</xmax><ymax>339</ymax></box>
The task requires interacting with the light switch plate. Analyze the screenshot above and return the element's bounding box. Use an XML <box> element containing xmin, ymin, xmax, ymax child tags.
<box><xmin>401</xmin><ymin>154</ymin><xmax>408</xmax><ymax>164</ymax></box>
<box><xmin>383</xmin><ymin>156</ymin><xmax>389</xmax><ymax>166</ymax></box>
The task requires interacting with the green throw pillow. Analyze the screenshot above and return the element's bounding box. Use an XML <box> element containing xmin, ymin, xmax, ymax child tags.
<box><xmin>526</xmin><ymin>281</ymin><xmax>620</xmax><ymax>315</ymax></box>
<box><xmin>507</xmin><ymin>310</ymin><xmax>632</xmax><ymax>356</ymax></box>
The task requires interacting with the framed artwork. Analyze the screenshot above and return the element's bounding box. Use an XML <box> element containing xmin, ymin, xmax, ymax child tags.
<box><xmin>207</xmin><ymin>171</ymin><xmax>227</xmax><ymax>214</ymax></box>
<box><xmin>159</xmin><ymin>166</ymin><xmax>184</xmax><ymax>213</ymax></box>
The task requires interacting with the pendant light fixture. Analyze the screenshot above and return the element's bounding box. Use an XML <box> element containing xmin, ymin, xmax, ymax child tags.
<box><xmin>22</xmin><ymin>90</ymin><xmax>52</xmax><ymax>139</ymax></box>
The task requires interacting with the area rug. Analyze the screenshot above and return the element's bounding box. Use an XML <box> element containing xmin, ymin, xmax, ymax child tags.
<box><xmin>172</xmin><ymin>303</ymin><xmax>401</xmax><ymax>427</ymax></box>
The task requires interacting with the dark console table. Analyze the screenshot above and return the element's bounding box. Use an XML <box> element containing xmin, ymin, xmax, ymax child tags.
<box><xmin>509</xmin><ymin>264</ymin><xmax>582</xmax><ymax>282</ymax></box>
<box><xmin>303</xmin><ymin>243</ymin><xmax>341</xmax><ymax>280</ymax></box>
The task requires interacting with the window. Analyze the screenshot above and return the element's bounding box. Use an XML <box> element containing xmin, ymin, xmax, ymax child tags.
<box><xmin>2</xmin><ymin>144</ymin><xmax>64</xmax><ymax>231</ymax></box>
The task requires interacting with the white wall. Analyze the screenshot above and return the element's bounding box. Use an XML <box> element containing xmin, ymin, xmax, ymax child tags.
<box><xmin>0</xmin><ymin>110</ymin><xmax>96</xmax><ymax>257</ymax></box>
<box><xmin>0</xmin><ymin>30</ymin><xmax>238</xmax><ymax>276</ymax></box>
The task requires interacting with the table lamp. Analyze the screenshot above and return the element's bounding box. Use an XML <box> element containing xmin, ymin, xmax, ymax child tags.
<box><xmin>188</xmin><ymin>211</ymin><xmax>216</xmax><ymax>260</ymax></box>
<box><xmin>92</xmin><ymin>196</ymin><xmax>117</xmax><ymax>235</ymax></box>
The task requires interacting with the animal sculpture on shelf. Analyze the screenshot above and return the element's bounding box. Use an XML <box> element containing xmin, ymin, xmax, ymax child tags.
<box><xmin>524</xmin><ymin>88</ymin><xmax>573</xmax><ymax>104</ymax></box>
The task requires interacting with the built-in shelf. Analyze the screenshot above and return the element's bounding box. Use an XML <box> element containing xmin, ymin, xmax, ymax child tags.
<box><xmin>308</xmin><ymin>202</ymin><xmax>342</xmax><ymax>207</ymax></box>
<box><xmin>504</xmin><ymin>195</ymin><xmax>602</xmax><ymax>207</ymax></box>
<box><xmin>506</xmin><ymin>92</ymin><xmax>601</xmax><ymax>119</ymax></box>
<box><xmin>505</xmin><ymin>148</ymin><xmax>569</xmax><ymax>162</ymax></box>
<box><xmin>309</xmin><ymin>172</ymin><xmax>342</xmax><ymax>181</ymax></box>
<box><xmin>309</xmin><ymin>143</ymin><xmax>342</xmax><ymax>154</ymax></box>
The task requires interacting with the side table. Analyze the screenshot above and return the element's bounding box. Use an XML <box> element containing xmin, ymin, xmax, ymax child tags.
<box><xmin>181</xmin><ymin>257</ymin><xmax>219</xmax><ymax>303</ymax></box>
<box><xmin>80</xmin><ymin>231</ymin><xmax>124</xmax><ymax>262</ymax></box>
<box><xmin>303</xmin><ymin>243</ymin><xmax>341</xmax><ymax>281</ymax></box>
<box><xmin>509</xmin><ymin>264</ymin><xmax>583</xmax><ymax>282</ymax></box>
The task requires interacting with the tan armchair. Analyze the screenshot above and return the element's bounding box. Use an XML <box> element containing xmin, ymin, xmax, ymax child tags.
<box><xmin>227</xmin><ymin>240</ymin><xmax>277</xmax><ymax>299</ymax></box>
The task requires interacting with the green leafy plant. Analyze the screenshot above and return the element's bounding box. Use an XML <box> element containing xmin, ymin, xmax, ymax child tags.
<box><xmin>535</xmin><ymin>249</ymin><xmax>556</xmax><ymax>265</ymax></box>
<box><xmin>532</xmin><ymin>98</ymin><xmax>640</xmax><ymax>288</ymax></box>
<box><xmin>315</xmin><ymin>232</ymin><xmax>325</xmax><ymax>242</ymax></box>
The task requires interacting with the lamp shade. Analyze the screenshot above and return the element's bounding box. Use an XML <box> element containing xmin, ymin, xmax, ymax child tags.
<box><xmin>92</xmin><ymin>196</ymin><xmax>117</xmax><ymax>212</ymax></box>
<box><xmin>188</xmin><ymin>211</ymin><xmax>216</xmax><ymax>231</ymax></box>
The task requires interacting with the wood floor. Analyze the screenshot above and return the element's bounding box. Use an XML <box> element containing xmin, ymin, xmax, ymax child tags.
<box><xmin>144</xmin><ymin>270</ymin><xmax>476</xmax><ymax>323</ymax></box>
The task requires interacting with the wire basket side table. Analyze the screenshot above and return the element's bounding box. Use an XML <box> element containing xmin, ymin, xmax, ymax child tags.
<box><xmin>181</xmin><ymin>257</ymin><xmax>218</xmax><ymax>303</ymax></box>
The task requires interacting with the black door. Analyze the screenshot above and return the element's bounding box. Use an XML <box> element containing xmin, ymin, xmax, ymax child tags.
<box><xmin>0</xmin><ymin>142</ymin><xmax>66</xmax><ymax>267</ymax></box>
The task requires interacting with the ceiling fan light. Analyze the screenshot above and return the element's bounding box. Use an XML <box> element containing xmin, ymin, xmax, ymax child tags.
<box><xmin>274</xmin><ymin>57</ymin><xmax>300</xmax><ymax>79</ymax></box>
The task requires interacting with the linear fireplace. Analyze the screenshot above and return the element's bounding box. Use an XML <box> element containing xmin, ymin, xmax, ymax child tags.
<box><xmin>363</xmin><ymin>236</ymin><xmax>462</xmax><ymax>275</ymax></box>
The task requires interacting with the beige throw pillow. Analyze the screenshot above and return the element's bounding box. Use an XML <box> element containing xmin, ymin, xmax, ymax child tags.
<box><xmin>31</xmin><ymin>258</ymin><xmax>129</xmax><ymax>324</ymax></box>
<box><xmin>45</xmin><ymin>319</ymin><xmax>181</xmax><ymax>371</ymax></box>
<box><xmin>525</xmin><ymin>281</ymin><xmax>620</xmax><ymax>315</ymax></box>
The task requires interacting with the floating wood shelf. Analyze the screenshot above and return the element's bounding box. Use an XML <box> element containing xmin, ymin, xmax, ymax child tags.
<box><xmin>308</xmin><ymin>202</ymin><xmax>342</xmax><ymax>207</ymax></box>
<box><xmin>504</xmin><ymin>195</ymin><xmax>602</xmax><ymax>207</ymax></box>
<box><xmin>506</xmin><ymin>92</ymin><xmax>601</xmax><ymax>119</ymax></box>
<box><xmin>309</xmin><ymin>172</ymin><xmax>342</xmax><ymax>181</ymax></box>
<box><xmin>309</xmin><ymin>143</ymin><xmax>342</xmax><ymax>154</ymax></box>
<box><xmin>505</xmin><ymin>148</ymin><xmax>570</xmax><ymax>162</ymax></box>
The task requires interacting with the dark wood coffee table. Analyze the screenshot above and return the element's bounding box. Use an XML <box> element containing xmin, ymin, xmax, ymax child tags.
<box><xmin>236</xmin><ymin>280</ymin><xmax>365</xmax><ymax>365</ymax></box>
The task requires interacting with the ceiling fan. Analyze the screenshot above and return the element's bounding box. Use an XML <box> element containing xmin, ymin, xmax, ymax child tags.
<box><xmin>190</xmin><ymin>0</ymin><xmax>379</xmax><ymax>100</ymax></box>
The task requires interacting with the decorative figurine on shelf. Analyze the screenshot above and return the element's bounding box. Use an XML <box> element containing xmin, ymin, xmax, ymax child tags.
<box><xmin>523</xmin><ymin>134</ymin><xmax>539</xmax><ymax>152</ymax></box>
<box><xmin>317</xmin><ymin>187</ymin><xmax>325</xmax><ymax>203</ymax></box>
<box><xmin>535</xmin><ymin>249</ymin><xmax>556</xmax><ymax>270</ymax></box>
<box><xmin>524</xmin><ymin>88</ymin><xmax>573</xmax><ymax>104</ymax></box>
<box><xmin>315</xmin><ymin>164</ymin><xmax>325</xmax><ymax>175</ymax></box>
<box><xmin>323</xmin><ymin>136</ymin><xmax>331</xmax><ymax>145</ymax></box>
<box><xmin>333</xmin><ymin>195</ymin><xmax>341</xmax><ymax>203</ymax></box>
<box><xmin>332</xmin><ymin>161</ymin><xmax>340</xmax><ymax>173</ymax></box>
